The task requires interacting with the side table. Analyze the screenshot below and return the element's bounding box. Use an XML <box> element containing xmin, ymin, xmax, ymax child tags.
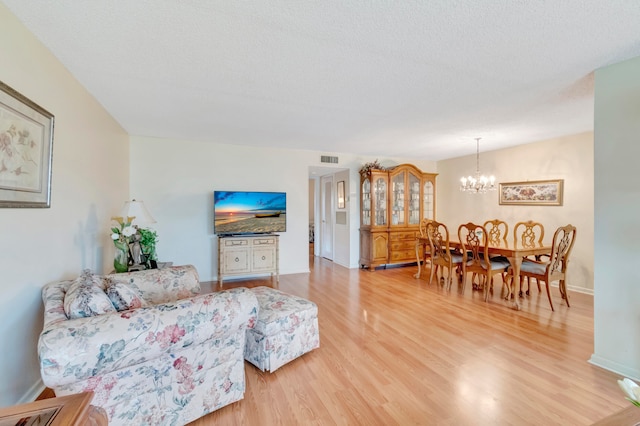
<box><xmin>0</xmin><ymin>392</ymin><xmax>107</xmax><ymax>425</ymax></box>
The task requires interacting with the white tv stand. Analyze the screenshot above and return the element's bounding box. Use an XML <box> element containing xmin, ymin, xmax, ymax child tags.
<box><xmin>217</xmin><ymin>234</ymin><xmax>279</xmax><ymax>285</ymax></box>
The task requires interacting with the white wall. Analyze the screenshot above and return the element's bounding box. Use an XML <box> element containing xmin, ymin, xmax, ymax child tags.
<box><xmin>436</xmin><ymin>132</ymin><xmax>594</xmax><ymax>292</ymax></box>
<box><xmin>129</xmin><ymin>137</ymin><xmax>312</xmax><ymax>279</ymax></box>
<box><xmin>591</xmin><ymin>55</ymin><xmax>640</xmax><ymax>380</ymax></box>
<box><xmin>0</xmin><ymin>4</ymin><xmax>129</xmax><ymax>406</ymax></box>
<box><xmin>130</xmin><ymin>138</ymin><xmax>436</xmax><ymax>277</ymax></box>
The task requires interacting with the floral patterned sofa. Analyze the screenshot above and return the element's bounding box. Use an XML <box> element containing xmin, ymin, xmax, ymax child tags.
<box><xmin>38</xmin><ymin>265</ymin><xmax>259</xmax><ymax>426</ymax></box>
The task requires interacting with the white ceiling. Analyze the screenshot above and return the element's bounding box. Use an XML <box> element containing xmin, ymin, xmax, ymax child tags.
<box><xmin>3</xmin><ymin>1</ymin><xmax>640</xmax><ymax>160</ymax></box>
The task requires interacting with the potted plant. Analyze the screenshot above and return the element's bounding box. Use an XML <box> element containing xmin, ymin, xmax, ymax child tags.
<box><xmin>138</xmin><ymin>228</ymin><xmax>158</xmax><ymax>269</ymax></box>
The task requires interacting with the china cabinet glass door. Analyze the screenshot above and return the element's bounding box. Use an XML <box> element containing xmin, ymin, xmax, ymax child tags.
<box><xmin>361</xmin><ymin>178</ymin><xmax>371</xmax><ymax>226</ymax></box>
<box><xmin>408</xmin><ymin>172</ymin><xmax>420</xmax><ymax>225</ymax></box>
<box><xmin>374</xmin><ymin>177</ymin><xmax>387</xmax><ymax>226</ymax></box>
<box><xmin>391</xmin><ymin>172</ymin><xmax>405</xmax><ymax>225</ymax></box>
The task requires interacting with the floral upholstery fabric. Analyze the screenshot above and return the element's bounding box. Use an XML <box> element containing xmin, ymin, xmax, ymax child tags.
<box><xmin>39</xmin><ymin>266</ymin><xmax>259</xmax><ymax>426</ymax></box>
<box><xmin>105</xmin><ymin>281</ymin><xmax>149</xmax><ymax>311</ymax></box>
<box><xmin>245</xmin><ymin>286</ymin><xmax>319</xmax><ymax>372</ymax></box>
<box><xmin>63</xmin><ymin>270</ymin><xmax>116</xmax><ymax>319</ymax></box>
<box><xmin>104</xmin><ymin>264</ymin><xmax>201</xmax><ymax>305</ymax></box>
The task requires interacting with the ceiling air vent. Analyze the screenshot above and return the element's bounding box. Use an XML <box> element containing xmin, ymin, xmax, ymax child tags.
<box><xmin>321</xmin><ymin>155</ymin><xmax>338</xmax><ymax>164</ymax></box>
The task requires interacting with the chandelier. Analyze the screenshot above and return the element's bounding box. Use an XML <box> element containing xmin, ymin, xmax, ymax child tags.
<box><xmin>459</xmin><ymin>137</ymin><xmax>496</xmax><ymax>193</ymax></box>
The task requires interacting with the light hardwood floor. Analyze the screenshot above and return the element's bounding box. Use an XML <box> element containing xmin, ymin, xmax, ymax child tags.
<box><xmin>188</xmin><ymin>253</ymin><xmax>627</xmax><ymax>426</ymax></box>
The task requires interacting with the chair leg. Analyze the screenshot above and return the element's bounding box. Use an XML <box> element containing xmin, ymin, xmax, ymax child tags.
<box><xmin>438</xmin><ymin>268</ymin><xmax>446</xmax><ymax>286</ymax></box>
<box><xmin>444</xmin><ymin>266</ymin><xmax>451</xmax><ymax>290</ymax></box>
<box><xmin>500</xmin><ymin>272</ymin><xmax>508</xmax><ymax>298</ymax></box>
<box><xmin>511</xmin><ymin>274</ymin><xmax>518</xmax><ymax>300</ymax></box>
<box><xmin>448</xmin><ymin>266</ymin><xmax>457</xmax><ymax>290</ymax></box>
<box><xmin>484</xmin><ymin>275</ymin><xmax>493</xmax><ymax>302</ymax></box>
<box><xmin>544</xmin><ymin>280</ymin><xmax>555</xmax><ymax>311</ymax></box>
<box><xmin>560</xmin><ymin>279</ymin><xmax>570</xmax><ymax>307</ymax></box>
<box><xmin>500</xmin><ymin>277</ymin><xmax>509</xmax><ymax>299</ymax></box>
<box><xmin>429</xmin><ymin>263</ymin><xmax>437</xmax><ymax>285</ymax></box>
<box><xmin>475</xmin><ymin>274</ymin><xmax>487</xmax><ymax>291</ymax></box>
<box><xmin>518</xmin><ymin>276</ymin><xmax>523</xmax><ymax>297</ymax></box>
<box><xmin>452</xmin><ymin>265</ymin><xmax>463</xmax><ymax>291</ymax></box>
<box><xmin>526</xmin><ymin>277</ymin><xmax>540</xmax><ymax>295</ymax></box>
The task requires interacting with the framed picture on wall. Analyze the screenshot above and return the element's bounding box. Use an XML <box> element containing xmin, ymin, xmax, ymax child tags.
<box><xmin>0</xmin><ymin>81</ymin><xmax>55</xmax><ymax>208</ymax></box>
<box><xmin>337</xmin><ymin>180</ymin><xmax>345</xmax><ymax>209</ymax></box>
<box><xmin>499</xmin><ymin>179</ymin><xmax>564</xmax><ymax>206</ymax></box>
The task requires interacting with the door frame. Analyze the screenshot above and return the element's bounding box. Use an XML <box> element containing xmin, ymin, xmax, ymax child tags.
<box><xmin>320</xmin><ymin>174</ymin><xmax>334</xmax><ymax>260</ymax></box>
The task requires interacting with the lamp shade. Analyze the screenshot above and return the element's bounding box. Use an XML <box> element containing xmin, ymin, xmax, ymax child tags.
<box><xmin>121</xmin><ymin>199</ymin><xmax>156</xmax><ymax>226</ymax></box>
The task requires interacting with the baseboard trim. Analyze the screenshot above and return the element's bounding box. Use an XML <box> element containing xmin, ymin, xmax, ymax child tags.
<box><xmin>540</xmin><ymin>281</ymin><xmax>593</xmax><ymax>296</ymax></box>
<box><xmin>589</xmin><ymin>354</ymin><xmax>640</xmax><ymax>381</ymax></box>
<box><xmin>565</xmin><ymin>283</ymin><xmax>593</xmax><ymax>296</ymax></box>
<box><xmin>19</xmin><ymin>379</ymin><xmax>45</xmax><ymax>404</ymax></box>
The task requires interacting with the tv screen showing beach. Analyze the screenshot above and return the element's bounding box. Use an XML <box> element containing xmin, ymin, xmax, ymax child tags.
<box><xmin>214</xmin><ymin>191</ymin><xmax>287</xmax><ymax>235</ymax></box>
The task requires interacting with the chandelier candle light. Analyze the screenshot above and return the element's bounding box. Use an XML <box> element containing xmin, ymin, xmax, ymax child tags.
<box><xmin>460</xmin><ymin>137</ymin><xmax>496</xmax><ymax>193</ymax></box>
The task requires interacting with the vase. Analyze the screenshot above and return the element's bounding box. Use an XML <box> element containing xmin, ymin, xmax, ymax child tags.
<box><xmin>114</xmin><ymin>246</ymin><xmax>129</xmax><ymax>273</ymax></box>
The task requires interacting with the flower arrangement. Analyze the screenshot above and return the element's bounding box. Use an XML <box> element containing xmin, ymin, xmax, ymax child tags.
<box><xmin>110</xmin><ymin>216</ymin><xmax>159</xmax><ymax>272</ymax></box>
<box><xmin>618</xmin><ymin>377</ymin><xmax>640</xmax><ymax>408</ymax></box>
<box><xmin>111</xmin><ymin>216</ymin><xmax>136</xmax><ymax>249</ymax></box>
<box><xmin>111</xmin><ymin>216</ymin><xmax>137</xmax><ymax>272</ymax></box>
<box><xmin>359</xmin><ymin>159</ymin><xmax>386</xmax><ymax>176</ymax></box>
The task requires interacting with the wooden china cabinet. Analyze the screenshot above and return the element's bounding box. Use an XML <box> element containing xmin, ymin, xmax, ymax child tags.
<box><xmin>359</xmin><ymin>164</ymin><xmax>437</xmax><ymax>270</ymax></box>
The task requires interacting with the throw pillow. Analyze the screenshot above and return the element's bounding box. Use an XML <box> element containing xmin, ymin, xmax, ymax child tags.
<box><xmin>64</xmin><ymin>270</ymin><xmax>116</xmax><ymax>319</ymax></box>
<box><xmin>105</xmin><ymin>281</ymin><xmax>149</xmax><ymax>311</ymax></box>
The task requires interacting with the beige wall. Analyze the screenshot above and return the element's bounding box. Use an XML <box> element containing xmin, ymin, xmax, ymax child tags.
<box><xmin>591</xmin><ymin>55</ymin><xmax>640</xmax><ymax>380</ymax></box>
<box><xmin>436</xmin><ymin>132</ymin><xmax>594</xmax><ymax>292</ymax></box>
<box><xmin>0</xmin><ymin>4</ymin><xmax>129</xmax><ymax>406</ymax></box>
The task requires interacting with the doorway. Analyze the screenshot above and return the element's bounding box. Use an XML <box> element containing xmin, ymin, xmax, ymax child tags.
<box><xmin>320</xmin><ymin>175</ymin><xmax>334</xmax><ymax>260</ymax></box>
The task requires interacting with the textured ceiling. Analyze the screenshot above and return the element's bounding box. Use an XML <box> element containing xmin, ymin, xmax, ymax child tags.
<box><xmin>3</xmin><ymin>1</ymin><xmax>640</xmax><ymax>160</ymax></box>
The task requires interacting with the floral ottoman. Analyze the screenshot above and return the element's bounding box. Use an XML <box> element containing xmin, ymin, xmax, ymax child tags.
<box><xmin>244</xmin><ymin>286</ymin><xmax>320</xmax><ymax>372</ymax></box>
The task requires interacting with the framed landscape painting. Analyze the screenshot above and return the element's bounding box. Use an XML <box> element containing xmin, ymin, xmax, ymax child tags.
<box><xmin>499</xmin><ymin>179</ymin><xmax>564</xmax><ymax>206</ymax></box>
<box><xmin>0</xmin><ymin>81</ymin><xmax>54</xmax><ymax>207</ymax></box>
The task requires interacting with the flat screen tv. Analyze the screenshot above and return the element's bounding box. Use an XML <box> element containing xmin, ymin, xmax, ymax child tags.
<box><xmin>214</xmin><ymin>191</ymin><xmax>287</xmax><ymax>235</ymax></box>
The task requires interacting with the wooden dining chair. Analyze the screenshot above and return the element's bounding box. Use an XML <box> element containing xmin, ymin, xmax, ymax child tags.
<box><xmin>513</xmin><ymin>220</ymin><xmax>545</xmax><ymax>296</ymax></box>
<box><xmin>417</xmin><ymin>218</ymin><xmax>434</xmax><ymax>269</ymax></box>
<box><xmin>457</xmin><ymin>223</ymin><xmax>511</xmax><ymax>301</ymax></box>
<box><xmin>419</xmin><ymin>218</ymin><xmax>433</xmax><ymax>237</ymax></box>
<box><xmin>483</xmin><ymin>220</ymin><xmax>511</xmax><ymax>283</ymax></box>
<box><xmin>483</xmin><ymin>219</ymin><xmax>509</xmax><ymax>247</ymax></box>
<box><xmin>511</xmin><ymin>224</ymin><xmax>577</xmax><ymax>311</ymax></box>
<box><xmin>426</xmin><ymin>220</ymin><xmax>463</xmax><ymax>290</ymax></box>
<box><xmin>514</xmin><ymin>220</ymin><xmax>545</xmax><ymax>248</ymax></box>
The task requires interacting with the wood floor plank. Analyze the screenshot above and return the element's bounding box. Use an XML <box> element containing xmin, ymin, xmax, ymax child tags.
<box><xmin>187</xmin><ymin>254</ymin><xmax>625</xmax><ymax>425</ymax></box>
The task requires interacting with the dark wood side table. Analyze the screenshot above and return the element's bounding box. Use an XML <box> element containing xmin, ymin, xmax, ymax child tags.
<box><xmin>0</xmin><ymin>392</ymin><xmax>107</xmax><ymax>426</ymax></box>
<box><xmin>591</xmin><ymin>405</ymin><xmax>640</xmax><ymax>426</ymax></box>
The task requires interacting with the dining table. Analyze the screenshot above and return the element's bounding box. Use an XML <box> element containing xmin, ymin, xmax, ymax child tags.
<box><xmin>415</xmin><ymin>235</ymin><xmax>553</xmax><ymax>310</ymax></box>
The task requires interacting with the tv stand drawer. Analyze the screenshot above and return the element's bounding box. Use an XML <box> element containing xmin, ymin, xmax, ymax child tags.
<box><xmin>223</xmin><ymin>238</ymin><xmax>249</xmax><ymax>247</ymax></box>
